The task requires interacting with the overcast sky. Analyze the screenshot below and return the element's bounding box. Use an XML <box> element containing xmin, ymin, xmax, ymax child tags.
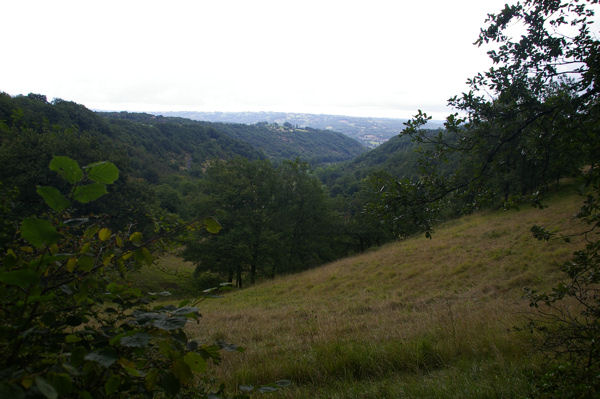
<box><xmin>1</xmin><ymin>0</ymin><xmax>510</xmax><ymax>119</ymax></box>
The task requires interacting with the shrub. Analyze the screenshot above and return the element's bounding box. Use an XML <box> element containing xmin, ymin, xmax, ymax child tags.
<box><xmin>0</xmin><ymin>156</ymin><xmax>240</xmax><ymax>398</ymax></box>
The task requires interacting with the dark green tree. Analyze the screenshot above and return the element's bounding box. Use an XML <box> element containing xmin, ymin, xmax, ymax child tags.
<box><xmin>275</xmin><ymin>160</ymin><xmax>338</xmax><ymax>274</ymax></box>
<box><xmin>184</xmin><ymin>158</ymin><xmax>342</xmax><ymax>285</ymax></box>
<box><xmin>402</xmin><ymin>0</ymin><xmax>598</xmax><ymax>210</ymax></box>
<box><xmin>0</xmin><ymin>156</ymin><xmax>233</xmax><ymax>398</ymax></box>
<box><xmin>184</xmin><ymin>158</ymin><xmax>281</xmax><ymax>287</ymax></box>
<box><xmin>399</xmin><ymin>0</ymin><xmax>599</xmax><ymax>396</ymax></box>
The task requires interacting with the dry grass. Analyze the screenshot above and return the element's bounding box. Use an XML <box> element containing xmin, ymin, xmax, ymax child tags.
<box><xmin>183</xmin><ymin>189</ymin><xmax>584</xmax><ymax>397</ymax></box>
<box><xmin>129</xmin><ymin>253</ymin><xmax>198</xmax><ymax>296</ymax></box>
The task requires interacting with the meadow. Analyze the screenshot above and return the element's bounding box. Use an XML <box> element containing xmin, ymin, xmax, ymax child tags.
<box><xmin>138</xmin><ymin>187</ymin><xmax>584</xmax><ymax>398</ymax></box>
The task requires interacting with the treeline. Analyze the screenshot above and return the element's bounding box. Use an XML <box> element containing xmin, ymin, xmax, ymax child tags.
<box><xmin>198</xmin><ymin>121</ymin><xmax>367</xmax><ymax>164</ymax></box>
<box><xmin>0</xmin><ymin>93</ymin><xmax>264</xmax><ymax>232</ymax></box>
<box><xmin>0</xmin><ymin>91</ymin><xmax>418</xmax><ymax>289</ymax></box>
<box><xmin>8</xmin><ymin>88</ymin><xmax>559</xmax><ymax>289</ymax></box>
<box><xmin>182</xmin><ymin>158</ymin><xmax>344</xmax><ymax>287</ymax></box>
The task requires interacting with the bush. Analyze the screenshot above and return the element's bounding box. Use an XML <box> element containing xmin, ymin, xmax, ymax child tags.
<box><xmin>0</xmin><ymin>156</ymin><xmax>239</xmax><ymax>398</ymax></box>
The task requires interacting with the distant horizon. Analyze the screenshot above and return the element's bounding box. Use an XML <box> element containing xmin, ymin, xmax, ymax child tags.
<box><xmin>87</xmin><ymin>102</ymin><xmax>442</xmax><ymax>121</ymax></box>
<box><xmin>1</xmin><ymin>0</ymin><xmax>508</xmax><ymax>123</ymax></box>
<box><xmin>91</xmin><ymin>105</ymin><xmax>445</xmax><ymax>123</ymax></box>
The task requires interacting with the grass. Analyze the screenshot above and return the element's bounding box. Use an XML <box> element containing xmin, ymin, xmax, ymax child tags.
<box><xmin>129</xmin><ymin>253</ymin><xmax>199</xmax><ymax>297</ymax></box>
<box><xmin>156</xmin><ymin>188</ymin><xmax>584</xmax><ymax>397</ymax></box>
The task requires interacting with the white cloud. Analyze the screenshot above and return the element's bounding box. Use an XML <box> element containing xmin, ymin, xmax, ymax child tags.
<box><xmin>1</xmin><ymin>0</ymin><xmax>510</xmax><ymax>119</ymax></box>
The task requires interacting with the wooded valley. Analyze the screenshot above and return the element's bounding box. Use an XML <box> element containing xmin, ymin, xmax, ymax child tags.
<box><xmin>1</xmin><ymin>0</ymin><xmax>599</xmax><ymax>397</ymax></box>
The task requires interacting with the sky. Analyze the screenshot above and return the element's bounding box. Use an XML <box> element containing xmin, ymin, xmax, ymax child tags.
<box><xmin>1</xmin><ymin>0</ymin><xmax>511</xmax><ymax>120</ymax></box>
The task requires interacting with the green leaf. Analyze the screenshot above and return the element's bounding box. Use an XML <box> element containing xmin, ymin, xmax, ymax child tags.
<box><xmin>21</xmin><ymin>217</ymin><xmax>61</xmax><ymax>249</ymax></box>
<box><xmin>34</xmin><ymin>376</ymin><xmax>57</xmax><ymax>399</ymax></box>
<box><xmin>104</xmin><ymin>374</ymin><xmax>121</xmax><ymax>396</ymax></box>
<box><xmin>65</xmin><ymin>258</ymin><xmax>77</xmax><ymax>272</ymax></box>
<box><xmin>203</xmin><ymin>217</ymin><xmax>222</xmax><ymax>234</ymax></box>
<box><xmin>153</xmin><ymin>316</ymin><xmax>187</xmax><ymax>331</ymax></box>
<box><xmin>86</xmin><ymin>161</ymin><xmax>119</xmax><ymax>184</ymax></box>
<box><xmin>199</xmin><ymin>345</ymin><xmax>222</xmax><ymax>363</ymax></box>
<box><xmin>145</xmin><ymin>368</ymin><xmax>160</xmax><ymax>390</ymax></box>
<box><xmin>0</xmin><ymin>269</ymin><xmax>39</xmax><ymax>289</ymax></box>
<box><xmin>119</xmin><ymin>358</ymin><xmax>145</xmax><ymax>377</ymax></box>
<box><xmin>183</xmin><ymin>352</ymin><xmax>207</xmax><ymax>373</ymax></box>
<box><xmin>47</xmin><ymin>373</ymin><xmax>73</xmax><ymax>396</ymax></box>
<box><xmin>98</xmin><ymin>228</ymin><xmax>111</xmax><ymax>241</ymax></box>
<box><xmin>84</xmin><ymin>349</ymin><xmax>117</xmax><ymax>368</ymax></box>
<box><xmin>160</xmin><ymin>372</ymin><xmax>180</xmax><ymax>396</ymax></box>
<box><xmin>129</xmin><ymin>232</ymin><xmax>143</xmax><ymax>246</ymax></box>
<box><xmin>120</xmin><ymin>333</ymin><xmax>151</xmax><ymax>348</ymax></box>
<box><xmin>77</xmin><ymin>256</ymin><xmax>95</xmax><ymax>272</ymax></box>
<box><xmin>61</xmin><ymin>363</ymin><xmax>81</xmax><ymax>376</ymax></box>
<box><xmin>49</xmin><ymin>156</ymin><xmax>83</xmax><ymax>184</ymax></box>
<box><xmin>73</xmin><ymin>183</ymin><xmax>108</xmax><ymax>203</ymax></box>
<box><xmin>65</xmin><ymin>334</ymin><xmax>81</xmax><ymax>343</ymax></box>
<box><xmin>133</xmin><ymin>311</ymin><xmax>162</xmax><ymax>325</ymax></box>
<box><xmin>36</xmin><ymin>186</ymin><xmax>70</xmax><ymax>212</ymax></box>
<box><xmin>172</xmin><ymin>358</ymin><xmax>193</xmax><ymax>384</ymax></box>
<box><xmin>135</xmin><ymin>247</ymin><xmax>153</xmax><ymax>266</ymax></box>
<box><xmin>83</xmin><ymin>225</ymin><xmax>100</xmax><ymax>239</ymax></box>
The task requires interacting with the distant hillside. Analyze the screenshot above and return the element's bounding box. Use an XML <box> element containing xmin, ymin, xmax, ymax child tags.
<box><xmin>98</xmin><ymin>112</ymin><xmax>265</xmax><ymax>176</ymax></box>
<box><xmin>105</xmin><ymin>112</ymin><xmax>366</xmax><ymax>165</ymax></box>
<box><xmin>203</xmin><ymin>121</ymin><xmax>367</xmax><ymax>164</ymax></box>
<box><xmin>0</xmin><ymin>93</ymin><xmax>264</xmax><ymax>177</ymax></box>
<box><xmin>0</xmin><ymin>93</ymin><xmax>263</xmax><ymax>219</ymax></box>
<box><xmin>161</xmin><ymin>111</ymin><xmax>444</xmax><ymax>148</ymax></box>
<box><xmin>318</xmin><ymin>132</ymin><xmax>426</xmax><ymax>195</ymax></box>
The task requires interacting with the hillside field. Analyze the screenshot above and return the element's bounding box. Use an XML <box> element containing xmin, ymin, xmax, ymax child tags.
<box><xmin>169</xmin><ymin>187</ymin><xmax>584</xmax><ymax>398</ymax></box>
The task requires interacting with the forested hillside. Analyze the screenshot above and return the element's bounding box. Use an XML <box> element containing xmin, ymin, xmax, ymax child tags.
<box><xmin>164</xmin><ymin>110</ymin><xmax>444</xmax><ymax>147</ymax></box>
<box><xmin>318</xmin><ymin>133</ymin><xmax>424</xmax><ymax>196</ymax></box>
<box><xmin>0</xmin><ymin>93</ymin><xmax>266</xmax><ymax>233</ymax></box>
<box><xmin>1</xmin><ymin>0</ymin><xmax>598</xmax><ymax>397</ymax></box>
<box><xmin>0</xmin><ymin>93</ymin><xmax>263</xmax><ymax>179</ymax></box>
<box><xmin>106</xmin><ymin>112</ymin><xmax>367</xmax><ymax>165</ymax></box>
<box><xmin>200</xmin><ymin>121</ymin><xmax>366</xmax><ymax>164</ymax></box>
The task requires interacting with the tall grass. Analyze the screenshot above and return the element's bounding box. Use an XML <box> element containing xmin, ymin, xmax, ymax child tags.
<box><xmin>182</xmin><ymin>189</ymin><xmax>583</xmax><ymax>397</ymax></box>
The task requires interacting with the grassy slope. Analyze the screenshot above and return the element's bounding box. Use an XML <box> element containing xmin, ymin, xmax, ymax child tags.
<box><xmin>130</xmin><ymin>254</ymin><xmax>198</xmax><ymax>297</ymax></box>
<box><xmin>185</xmin><ymin>189</ymin><xmax>583</xmax><ymax>398</ymax></box>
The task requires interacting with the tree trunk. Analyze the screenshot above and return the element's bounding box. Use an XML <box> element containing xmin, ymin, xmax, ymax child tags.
<box><xmin>236</xmin><ymin>266</ymin><xmax>242</xmax><ymax>288</ymax></box>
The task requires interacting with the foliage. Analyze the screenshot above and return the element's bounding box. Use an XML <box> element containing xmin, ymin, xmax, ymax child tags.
<box><xmin>317</xmin><ymin>133</ymin><xmax>423</xmax><ymax>197</ymax></box>
<box><xmin>0</xmin><ymin>156</ymin><xmax>238</xmax><ymax>398</ymax></box>
<box><xmin>199</xmin><ymin>121</ymin><xmax>367</xmax><ymax>165</ymax></box>
<box><xmin>0</xmin><ymin>93</ymin><xmax>265</xmax><ymax>225</ymax></box>
<box><xmin>526</xmin><ymin>169</ymin><xmax>600</xmax><ymax>397</ymax></box>
<box><xmin>397</xmin><ymin>0</ymin><xmax>599</xmax><ymax>396</ymax></box>
<box><xmin>183</xmin><ymin>158</ymin><xmax>340</xmax><ymax>287</ymax></box>
<box><xmin>361</xmin><ymin>171</ymin><xmax>440</xmax><ymax>240</ymax></box>
<box><xmin>402</xmin><ymin>0</ymin><xmax>599</xmax><ymax>210</ymax></box>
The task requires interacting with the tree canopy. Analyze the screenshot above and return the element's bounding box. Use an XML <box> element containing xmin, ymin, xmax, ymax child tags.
<box><xmin>396</xmin><ymin>0</ymin><xmax>599</xmax><ymax>395</ymax></box>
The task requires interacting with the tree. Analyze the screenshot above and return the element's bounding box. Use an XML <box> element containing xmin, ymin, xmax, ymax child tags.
<box><xmin>0</xmin><ymin>156</ymin><xmax>235</xmax><ymax>398</ymax></box>
<box><xmin>184</xmin><ymin>158</ymin><xmax>341</xmax><ymax>285</ymax></box>
<box><xmin>275</xmin><ymin>160</ymin><xmax>338</xmax><ymax>274</ymax></box>
<box><xmin>403</xmin><ymin>0</ymin><xmax>598</xmax><ymax>212</ymax></box>
<box><xmin>184</xmin><ymin>158</ymin><xmax>281</xmax><ymax>287</ymax></box>
<box><xmin>400</xmin><ymin>0</ymin><xmax>599</xmax><ymax>396</ymax></box>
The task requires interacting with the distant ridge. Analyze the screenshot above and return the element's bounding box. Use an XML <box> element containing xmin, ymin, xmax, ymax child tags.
<box><xmin>159</xmin><ymin>111</ymin><xmax>444</xmax><ymax>148</ymax></box>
